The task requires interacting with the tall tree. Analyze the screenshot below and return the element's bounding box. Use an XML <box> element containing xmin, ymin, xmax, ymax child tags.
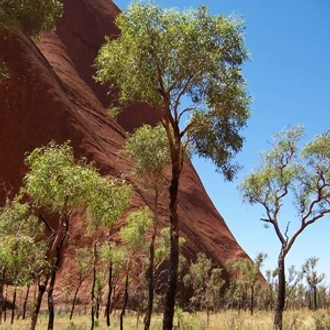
<box><xmin>94</xmin><ymin>3</ymin><xmax>250</xmax><ymax>328</ymax></box>
<box><xmin>122</xmin><ymin>124</ymin><xmax>171</xmax><ymax>330</ymax></box>
<box><xmin>239</xmin><ymin>126</ymin><xmax>330</xmax><ymax>330</ymax></box>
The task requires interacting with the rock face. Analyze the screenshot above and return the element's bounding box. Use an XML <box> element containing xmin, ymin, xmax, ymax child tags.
<box><xmin>0</xmin><ymin>0</ymin><xmax>248</xmax><ymax>295</ymax></box>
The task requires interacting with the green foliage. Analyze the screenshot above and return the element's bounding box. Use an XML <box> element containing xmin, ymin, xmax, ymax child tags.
<box><xmin>0</xmin><ymin>0</ymin><xmax>63</xmax><ymax>38</ymax></box>
<box><xmin>313</xmin><ymin>313</ymin><xmax>330</xmax><ymax>330</ymax></box>
<box><xmin>95</xmin><ymin>1</ymin><xmax>250</xmax><ymax>179</ymax></box>
<box><xmin>174</xmin><ymin>307</ymin><xmax>207</xmax><ymax>330</ymax></box>
<box><xmin>184</xmin><ymin>252</ymin><xmax>224</xmax><ymax>312</ymax></box>
<box><xmin>239</xmin><ymin>126</ymin><xmax>330</xmax><ymax>329</ymax></box>
<box><xmin>122</xmin><ymin>124</ymin><xmax>171</xmax><ymax>184</ymax></box>
<box><xmin>0</xmin><ymin>197</ymin><xmax>48</xmax><ymax>285</ymax></box>
<box><xmin>75</xmin><ymin>248</ymin><xmax>92</xmax><ymax>280</ymax></box>
<box><xmin>238</xmin><ymin>125</ymin><xmax>330</xmax><ymax>246</ymax></box>
<box><xmin>120</xmin><ymin>206</ymin><xmax>152</xmax><ymax>251</ymax></box>
<box><xmin>24</xmin><ymin>140</ymin><xmax>131</xmax><ymax>224</ymax></box>
<box><xmin>24</xmin><ymin>141</ymin><xmax>88</xmax><ymax>214</ymax></box>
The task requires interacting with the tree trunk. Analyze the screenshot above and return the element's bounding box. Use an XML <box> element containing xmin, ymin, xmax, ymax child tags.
<box><xmin>120</xmin><ymin>273</ymin><xmax>129</xmax><ymax>330</ymax></box>
<box><xmin>47</xmin><ymin>270</ymin><xmax>57</xmax><ymax>330</ymax></box>
<box><xmin>47</xmin><ymin>216</ymin><xmax>69</xmax><ymax>330</ymax></box>
<box><xmin>274</xmin><ymin>253</ymin><xmax>285</xmax><ymax>330</ymax></box>
<box><xmin>10</xmin><ymin>287</ymin><xmax>16</xmax><ymax>324</ymax></box>
<box><xmin>162</xmin><ymin>162</ymin><xmax>180</xmax><ymax>330</ymax></box>
<box><xmin>22</xmin><ymin>285</ymin><xmax>30</xmax><ymax>320</ymax></box>
<box><xmin>0</xmin><ymin>270</ymin><xmax>5</xmax><ymax>325</ymax></box>
<box><xmin>29</xmin><ymin>280</ymin><xmax>48</xmax><ymax>330</ymax></box>
<box><xmin>70</xmin><ymin>278</ymin><xmax>85</xmax><ymax>320</ymax></box>
<box><xmin>144</xmin><ymin>190</ymin><xmax>159</xmax><ymax>330</ymax></box>
<box><xmin>313</xmin><ymin>286</ymin><xmax>317</xmax><ymax>310</ymax></box>
<box><xmin>250</xmin><ymin>285</ymin><xmax>254</xmax><ymax>316</ymax></box>
<box><xmin>90</xmin><ymin>242</ymin><xmax>97</xmax><ymax>330</ymax></box>
<box><xmin>105</xmin><ymin>263</ymin><xmax>113</xmax><ymax>326</ymax></box>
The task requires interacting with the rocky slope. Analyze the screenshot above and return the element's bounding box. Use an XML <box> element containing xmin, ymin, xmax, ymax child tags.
<box><xmin>0</xmin><ymin>0</ymin><xmax>249</xmax><ymax>300</ymax></box>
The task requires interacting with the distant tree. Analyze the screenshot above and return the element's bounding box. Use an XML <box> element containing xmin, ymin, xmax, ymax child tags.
<box><xmin>226</xmin><ymin>253</ymin><xmax>266</xmax><ymax>315</ymax></box>
<box><xmin>240</xmin><ymin>252</ymin><xmax>267</xmax><ymax>315</ymax></box>
<box><xmin>95</xmin><ymin>2</ymin><xmax>250</xmax><ymax>328</ymax></box>
<box><xmin>205</xmin><ymin>268</ymin><xmax>225</xmax><ymax>314</ymax></box>
<box><xmin>285</xmin><ymin>265</ymin><xmax>303</xmax><ymax>310</ymax></box>
<box><xmin>118</xmin><ymin>207</ymin><xmax>152</xmax><ymax>330</ymax></box>
<box><xmin>302</xmin><ymin>257</ymin><xmax>325</xmax><ymax>310</ymax></box>
<box><xmin>239</xmin><ymin>126</ymin><xmax>330</xmax><ymax>330</ymax></box>
<box><xmin>184</xmin><ymin>253</ymin><xmax>212</xmax><ymax>313</ymax></box>
<box><xmin>70</xmin><ymin>248</ymin><xmax>92</xmax><ymax>320</ymax></box>
<box><xmin>122</xmin><ymin>124</ymin><xmax>171</xmax><ymax>330</ymax></box>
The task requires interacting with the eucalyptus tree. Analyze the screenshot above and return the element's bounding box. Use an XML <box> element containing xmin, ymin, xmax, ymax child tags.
<box><xmin>235</xmin><ymin>252</ymin><xmax>267</xmax><ymax>315</ymax></box>
<box><xmin>302</xmin><ymin>257</ymin><xmax>325</xmax><ymax>310</ymax></box>
<box><xmin>205</xmin><ymin>268</ymin><xmax>225</xmax><ymax>315</ymax></box>
<box><xmin>94</xmin><ymin>2</ymin><xmax>250</xmax><ymax>328</ymax></box>
<box><xmin>100</xmin><ymin>240</ymin><xmax>121</xmax><ymax>327</ymax></box>
<box><xmin>23</xmin><ymin>141</ymin><xmax>131</xmax><ymax>330</ymax></box>
<box><xmin>118</xmin><ymin>207</ymin><xmax>152</xmax><ymax>330</ymax></box>
<box><xmin>122</xmin><ymin>123</ymin><xmax>171</xmax><ymax>330</ymax></box>
<box><xmin>239</xmin><ymin>126</ymin><xmax>330</xmax><ymax>330</ymax></box>
<box><xmin>70</xmin><ymin>248</ymin><xmax>92</xmax><ymax>320</ymax></box>
<box><xmin>285</xmin><ymin>265</ymin><xmax>303</xmax><ymax>310</ymax></box>
<box><xmin>0</xmin><ymin>197</ymin><xmax>48</xmax><ymax>325</ymax></box>
<box><xmin>184</xmin><ymin>252</ymin><xmax>212</xmax><ymax>313</ymax></box>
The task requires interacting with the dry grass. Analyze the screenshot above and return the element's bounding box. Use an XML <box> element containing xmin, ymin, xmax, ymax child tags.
<box><xmin>0</xmin><ymin>309</ymin><xmax>328</xmax><ymax>330</ymax></box>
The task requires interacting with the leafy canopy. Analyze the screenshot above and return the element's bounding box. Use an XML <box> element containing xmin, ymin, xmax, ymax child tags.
<box><xmin>24</xmin><ymin>140</ymin><xmax>131</xmax><ymax>226</ymax></box>
<box><xmin>0</xmin><ymin>0</ymin><xmax>63</xmax><ymax>37</ymax></box>
<box><xmin>95</xmin><ymin>1</ymin><xmax>250</xmax><ymax>180</ymax></box>
<box><xmin>0</xmin><ymin>197</ymin><xmax>48</xmax><ymax>285</ymax></box>
<box><xmin>239</xmin><ymin>126</ymin><xmax>330</xmax><ymax>249</ymax></box>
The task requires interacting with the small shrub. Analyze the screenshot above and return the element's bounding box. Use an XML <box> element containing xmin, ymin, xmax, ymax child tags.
<box><xmin>313</xmin><ymin>313</ymin><xmax>330</xmax><ymax>330</ymax></box>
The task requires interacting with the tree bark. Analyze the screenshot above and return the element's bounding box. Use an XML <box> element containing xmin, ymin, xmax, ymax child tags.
<box><xmin>47</xmin><ymin>215</ymin><xmax>69</xmax><ymax>330</ymax></box>
<box><xmin>250</xmin><ymin>286</ymin><xmax>254</xmax><ymax>316</ymax></box>
<box><xmin>274</xmin><ymin>252</ymin><xmax>285</xmax><ymax>330</ymax></box>
<box><xmin>162</xmin><ymin>162</ymin><xmax>180</xmax><ymax>330</ymax></box>
<box><xmin>22</xmin><ymin>285</ymin><xmax>30</xmax><ymax>320</ymax></box>
<box><xmin>144</xmin><ymin>190</ymin><xmax>159</xmax><ymax>330</ymax></box>
<box><xmin>70</xmin><ymin>277</ymin><xmax>85</xmax><ymax>320</ymax></box>
<box><xmin>105</xmin><ymin>262</ymin><xmax>113</xmax><ymax>327</ymax></box>
<box><xmin>90</xmin><ymin>242</ymin><xmax>97</xmax><ymax>330</ymax></box>
<box><xmin>29</xmin><ymin>280</ymin><xmax>48</xmax><ymax>330</ymax></box>
<box><xmin>120</xmin><ymin>273</ymin><xmax>129</xmax><ymax>330</ymax></box>
<box><xmin>10</xmin><ymin>287</ymin><xmax>16</xmax><ymax>324</ymax></box>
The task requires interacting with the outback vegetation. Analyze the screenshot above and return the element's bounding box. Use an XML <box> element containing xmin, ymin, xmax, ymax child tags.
<box><xmin>1</xmin><ymin>1</ymin><xmax>330</xmax><ymax>330</ymax></box>
<box><xmin>94</xmin><ymin>2</ymin><xmax>250</xmax><ymax>329</ymax></box>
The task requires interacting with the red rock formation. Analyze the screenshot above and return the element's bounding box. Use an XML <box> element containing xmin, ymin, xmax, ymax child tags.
<box><xmin>0</xmin><ymin>0</ymin><xmax>250</xmax><ymax>300</ymax></box>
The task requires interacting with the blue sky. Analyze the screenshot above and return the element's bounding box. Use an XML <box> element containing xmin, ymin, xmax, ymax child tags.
<box><xmin>114</xmin><ymin>1</ymin><xmax>330</xmax><ymax>280</ymax></box>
